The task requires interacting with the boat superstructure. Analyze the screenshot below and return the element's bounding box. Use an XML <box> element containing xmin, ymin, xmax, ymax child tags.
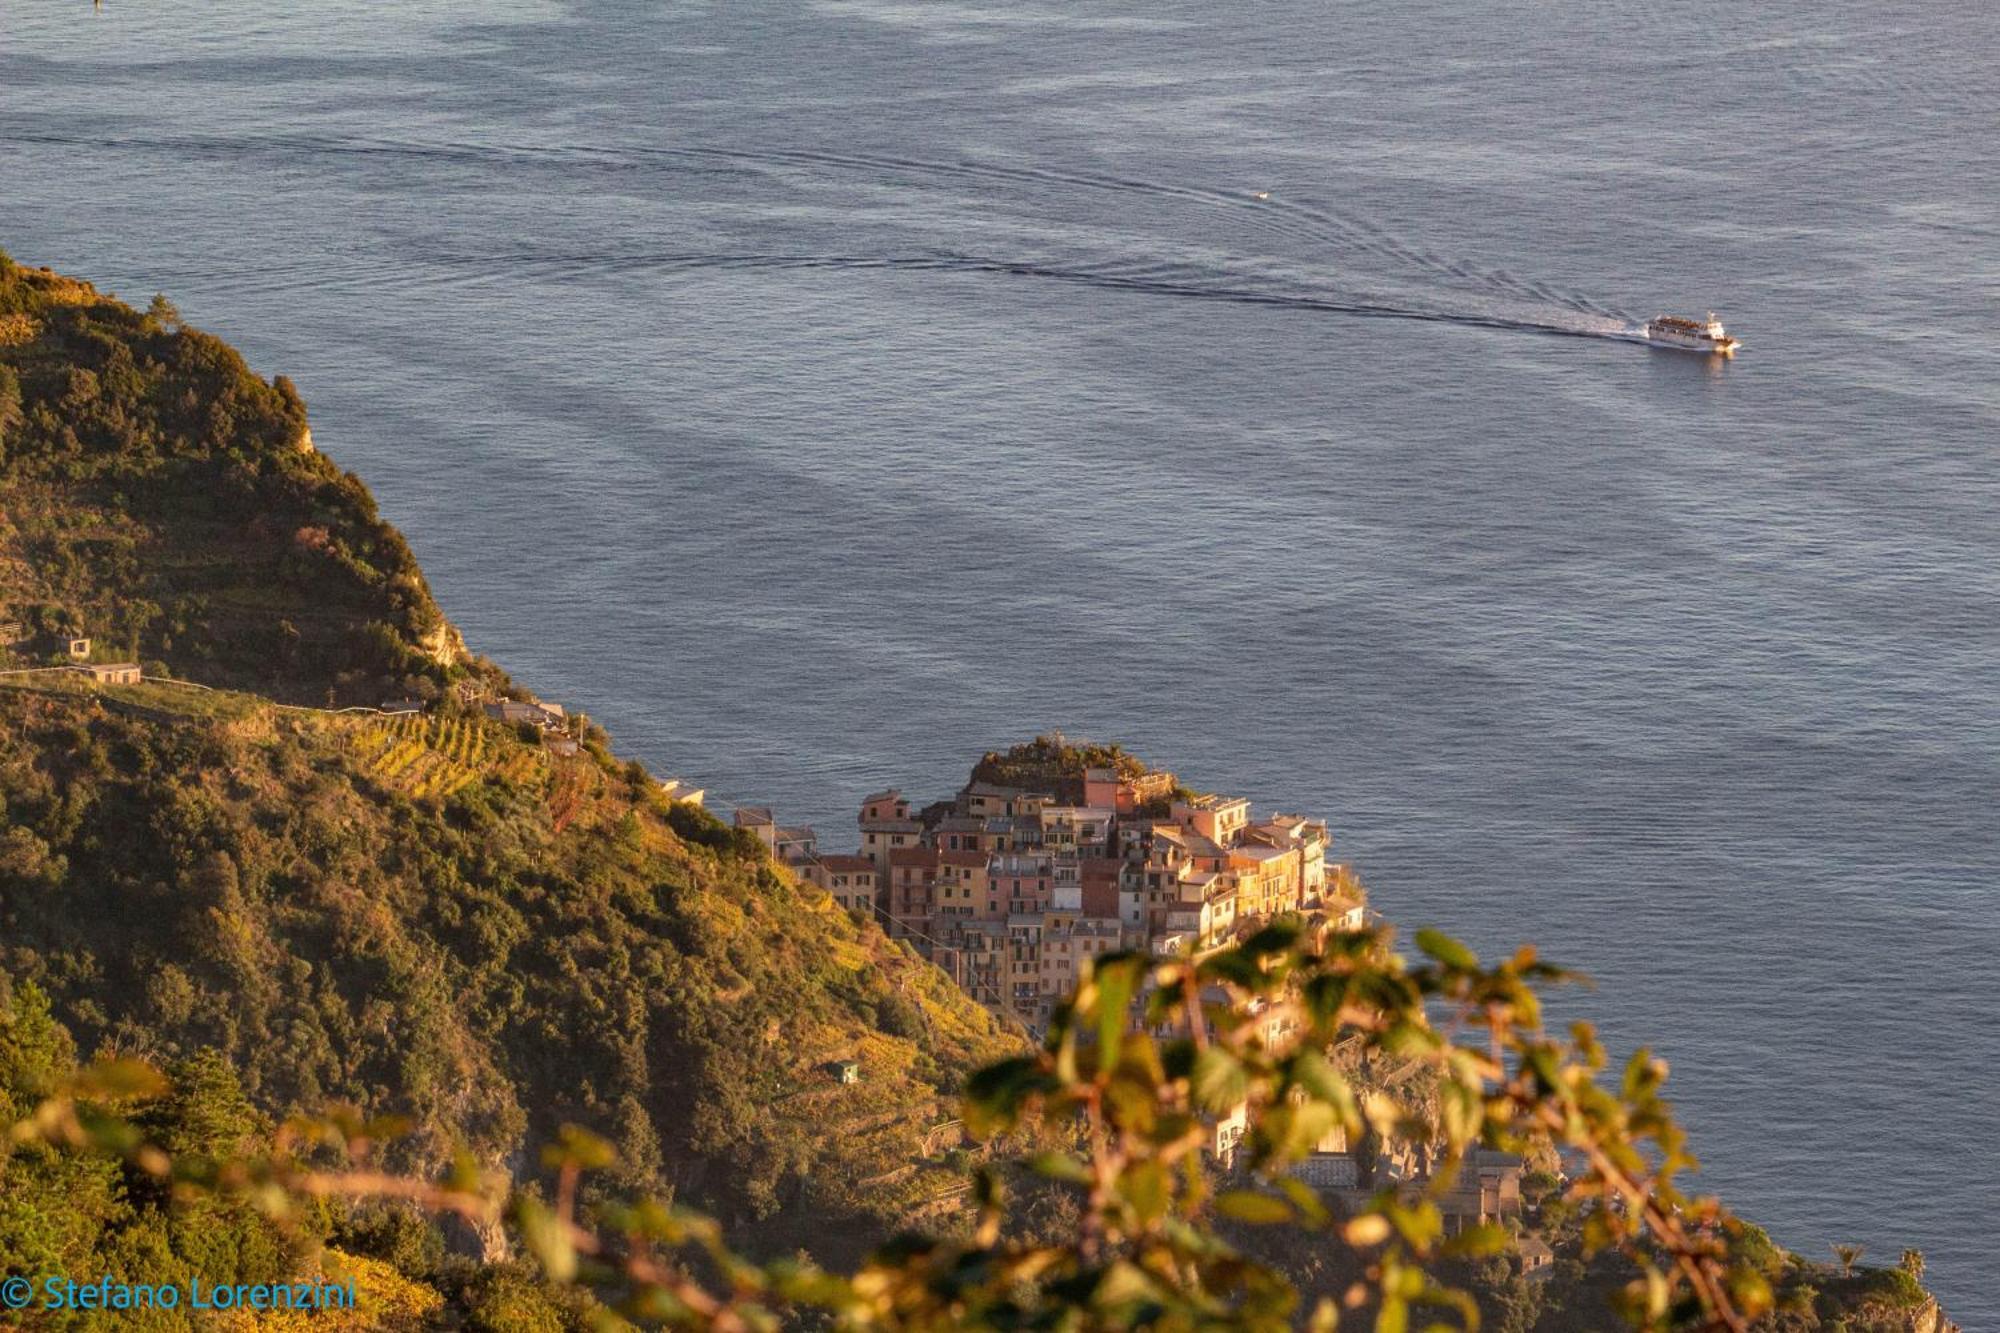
<box><xmin>1644</xmin><ymin>312</ymin><xmax>1740</xmax><ymax>355</ymax></box>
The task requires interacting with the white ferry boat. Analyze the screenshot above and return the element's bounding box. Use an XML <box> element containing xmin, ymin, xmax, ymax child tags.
<box><xmin>1644</xmin><ymin>312</ymin><xmax>1741</xmax><ymax>355</ymax></box>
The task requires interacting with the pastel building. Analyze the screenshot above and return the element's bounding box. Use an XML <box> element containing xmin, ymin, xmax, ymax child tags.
<box><xmin>991</xmin><ymin>853</ymin><xmax>1054</xmax><ymax>916</ymax></box>
<box><xmin>1083</xmin><ymin>766</ymin><xmax>1176</xmax><ymax>814</ymax></box>
<box><xmin>809</xmin><ymin>854</ymin><xmax>884</xmax><ymax>917</ymax></box>
<box><xmin>935</xmin><ymin>849</ymin><xmax>991</xmax><ymax>920</ymax></box>
<box><xmin>1040</xmin><ymin>805</ymin><xmax>1116</xmax><ymax>854</ymax></box>
<box><xmin>1171</xmin><ymin>793</ymin><xmax>1251</xmax><ymax>848</ymax></box>
<box><xmin>860</xmin><ymin>789</ymin><xmax>923</xmax><ymax>871</ymax></box>
<box><xmin>886</xmin><ymin>846</ymin><xmax>941</xmax><ymax>942</ymax></box>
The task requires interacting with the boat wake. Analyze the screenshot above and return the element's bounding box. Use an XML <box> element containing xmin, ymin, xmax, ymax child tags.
<box><xmin>406</xmin><ymin>248</ymin><xmax>1641</xmax><ymax>347</ymax></box>
<box><xmin>204</xmin><ymin>240</ymin><xmax>1639</xmax><ymax>349</ymax></box>
<box><xmin>21</xmin><ymin>125</ymin><xmax>1645</xmax><ymax>347</ymax></box>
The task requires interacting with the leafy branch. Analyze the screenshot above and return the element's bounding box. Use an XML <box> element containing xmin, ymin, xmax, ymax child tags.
<box><xmin>6</xmin><ymin>920</ymin><xmax>1776</xmax><ymax>1331</ymax></box>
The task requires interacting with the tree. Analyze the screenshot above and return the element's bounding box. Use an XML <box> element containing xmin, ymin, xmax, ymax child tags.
<box><xmin>1832</xmin><ymin>1242</ymin><xmax>1865</xmax><ymax>1276</ymax></box>
<box><xmin>1899</xmin><ymin>1248</ymin><xmax>1924</xmax><ymax>1279</ymax></box>
<box><xmin>145</xmin><ymin>291</ymin><xmax>181</xmax><ymax>331</ymax></box>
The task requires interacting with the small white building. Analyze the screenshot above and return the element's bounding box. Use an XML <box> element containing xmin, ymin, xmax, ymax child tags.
<box><xmin>657</xmin><ymin>778</ymin><xmax>706</xmax><ymax>808</ymax></box>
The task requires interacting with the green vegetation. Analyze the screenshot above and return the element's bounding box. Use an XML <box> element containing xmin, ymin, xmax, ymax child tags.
<box><xmin>0</xmin><ymin>251</ymin><xmax>463</xmax><ymax>705</ymax></box>
<box><xmin>5</xmin><ymin>924</ymin><xmax>1947</xmax><ymax>1332</ymax></box>
<box><xmin>344</xmin><ymin>709</ymin><xmax>543</xmax><ymax>799</ymax></box>
<box><xmin>972</xmin><ymin>733</ymin><xmax>1152</xmax><ymax>799</ymax></box>
<box><xmin>0</xmin><ymin>682</ymin><xmax>1010</xmax><ymax>1260</ymax></box>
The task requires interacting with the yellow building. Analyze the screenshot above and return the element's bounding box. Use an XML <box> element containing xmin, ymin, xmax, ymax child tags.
<box><xmin>1170</xmin><ymin>793</ymin><xmax>1250</xmax><ymax>847</ymax></box>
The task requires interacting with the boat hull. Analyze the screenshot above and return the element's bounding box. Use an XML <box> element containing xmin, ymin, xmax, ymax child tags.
<box><xmin>1644</xmin><ymin>332</ymin><xmax>1740</xmax><ymax>356</ymax></box>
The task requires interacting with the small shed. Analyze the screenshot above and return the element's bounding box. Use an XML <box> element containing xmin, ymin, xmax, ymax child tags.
<box><xmin>483</xmin><ymin>699</ymin><xmax>566</xmax><ymax>730</ymax></box>
<box><xmin>830</xmin><ymin>1059</ymin><xmax>861</xmax><ymax>1085</ymax></box>
<box><xmin>80</xmin><ymin>662</ymin><xmax>141</xmax><ymax>685</ymax></box>
<box><xmin>65</xmin><ymin>636</ymin><xmax>92</xmax><ymax>659</ymax></box>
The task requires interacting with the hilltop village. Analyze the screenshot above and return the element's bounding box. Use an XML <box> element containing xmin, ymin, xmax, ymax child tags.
<box><xmin>728</xmin><ymin>740</ymin><xmax>1554</xmax><ymax>1240</ymax></box>
<box><xmin>732</xmin><ymin>737</ymin><xmax>1368</xmax><ymax>1039</ymax></box>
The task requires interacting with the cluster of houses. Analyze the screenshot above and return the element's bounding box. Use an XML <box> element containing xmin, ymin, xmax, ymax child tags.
<box><xmin>738</xmin><ymin>758</ymin><xmax>1368</xmax><ymax>1039</ymax></box>
<box><xmin>732</xmin><ymin>753</ymin><xmax>1539</xmax><ymax>1242</ymax></box>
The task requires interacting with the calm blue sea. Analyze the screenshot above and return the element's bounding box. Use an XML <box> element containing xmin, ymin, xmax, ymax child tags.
<box><xmin>4</xmin><ymin>1</ymin><xmax>1995</xmax><ymax>1320</ymax></box>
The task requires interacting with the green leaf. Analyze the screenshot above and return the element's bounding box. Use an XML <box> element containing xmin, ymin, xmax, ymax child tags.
<box><xmin>1276</xmin><ymin>1175</ymin><xmax>1331</xmax><ymax>1226</ymax></box>
<box><xmin>1414</xmin><ymin>928</ymin><xmax>1477</xmax><ymax>971</ymax></box>
<box><xmin>1028</xmin><ymin>1151</ymin><xmax>1091</xmax><ymax>1184</ymax></box>
<box><xmin>515</xmin><ymin>1197</ymin><xmax>576</xmax><ymax>1282</ymax></box>
<box><xmin>1095</xmin><ymin>1259</ymin><xmax>1163</xmax><ymax>1307</ymax></box>
<box><xmin>1189</xmin><ymin>1047</ymin><xmax>1248</xmax><ymax>1113</ymax></box>
<box><xmin>1215</xmin><ymin>1190</ymin><xmax>1293</xmax><ymax>1224</ymax></box>
<box><xmin>1093</xmin><ymin>954</ymin><xmax>1144</xmax><ymax>1069</ymax></box>
<box><xmin>543</xmin><ymin>1123</ymin><xmax>617</xmax><ymax>1170</ymax></box>
<box><xmin>1290</xmin><ymin>1050</ymin><xmax>1362</xmax><ymax>1134</ymax></box>
<box><xmin>1727</xmin><ymin>1266</ymin><xmax>1774</xmax><ymax>1317</ymax></box>
<box><xmin>1442</xmin><ymin>1222</ymin><xmax>1511</xmax><ymax>1258</ymax></box>
<box><xmin>73</xmin><ymin>1059</ymin><xmax>168</xmax><ymax>1102</ymax></box>
<box><xmin>1123</xmin><ymin>1160</ymin><xmax>1170</xmax><ymax>1224</ymax></box>
<box><xmin>1242</xmin><ymin>920</ymin><xmax>1303</xmax><ymax>957</ymax></box>
<box><xmin>964</xmin><ymin>1055</ymin><xmax>1055</xmax><ymax>1135</ymax></box>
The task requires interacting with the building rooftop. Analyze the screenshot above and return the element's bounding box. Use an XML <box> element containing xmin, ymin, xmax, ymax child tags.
<box><xmin>1177</xmin><ymin>792</ymin><xmax>1249</xmax><ymax>812</ymax></box>
<box><xmin>860</xmin><ymin>816</ymin><xmax>923</xmax><ymax>833</ymax></box>
<box><xmin>1043</xmin><ymin>805</ymin><xmax>1116</xmax><ymax>820</ymax></box>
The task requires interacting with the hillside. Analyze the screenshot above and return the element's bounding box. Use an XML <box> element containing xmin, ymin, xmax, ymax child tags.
<box><xmin>0</xmin><ymin>673</ymin><xmax>1010</xmax><ymax>1251</ymax></box>
<box><xmin>0</xmin><ymin>254</ymin><xmax>1013</xmax><ymax>1267</ymax></box>
<box><xmin>0</xmin><ymin>251</ymin><xmax>459</xmax><ymax>706</ymax></box>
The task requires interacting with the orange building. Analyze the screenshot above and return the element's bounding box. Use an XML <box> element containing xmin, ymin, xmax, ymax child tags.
<box><xmin>886</xmin><ymin>846</ymin><xmax>941</xmax><ymax>944</ymax></box>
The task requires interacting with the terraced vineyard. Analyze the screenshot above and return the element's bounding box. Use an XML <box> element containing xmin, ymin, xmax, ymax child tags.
<box><xmin>346</xmin><ymin>711</ymin><xmax>548</xmax><ymax>799</ymax></box>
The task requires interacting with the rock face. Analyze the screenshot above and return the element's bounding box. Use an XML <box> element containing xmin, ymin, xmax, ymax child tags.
<box><xmin>419</xmin><ymin>619</ymin><xmax>466</xmax><ymax>669</ymax></box>
<box><xmin>1903</xmin><ymin>1297</ymin><xmax>1956</xmax><ymax>1333</ymax></box>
